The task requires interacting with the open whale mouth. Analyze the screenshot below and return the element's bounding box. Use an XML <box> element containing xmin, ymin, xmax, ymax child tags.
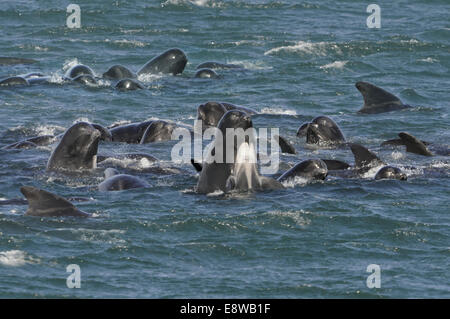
<box><xmin>79</xmin><ymin>130</ymin><xmax>101</xmax><ymax>169</ymax></box>
<box><xmin>228</xmin><ymin>142</ymin><xmax>260</xmax><ymax>191</ymax></box>
<box><xmin>306</xmin><ymin>124</ymin><xmax>326</xmax><ymax>144</ymax></box>
<box><xmin>170</xmin><ymin>58</ymin><xmax>188</xmax><ymax>75</ymax></box>
<box><xmin>306</xmin><ymin>123</ymin><xmax>344</xmax><ymax>146</ymax></box>
<box><xmin>314</xmin><ymin>168</ymin><xmax>328</xmax><ymax>180</ymax></box>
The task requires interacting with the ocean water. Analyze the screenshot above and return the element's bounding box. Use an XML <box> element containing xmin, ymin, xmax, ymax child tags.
<box><xmin>0</xmin><ymin>0</ymin><xmax>449</xmax><ymax>298</ymax></box>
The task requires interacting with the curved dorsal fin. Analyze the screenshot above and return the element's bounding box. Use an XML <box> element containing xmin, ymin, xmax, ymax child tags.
<box><xmin>349</xmin><ymin>143</ymin><xmax>385</xmax><ymax>168</ymax></box>
<box><xmin>356</xmin><ymin>82</ymin><xmax>404</xmax><ymax>113</ymax></box>
<box><xmin>398</xmin><ymin>132</ymin><xmax>433</xmax><ymax>156</ymax></box>
<box><xmin>20</xmin><ymin>186</ymin><xmax>89</xmax><ymax>217</ymax></box>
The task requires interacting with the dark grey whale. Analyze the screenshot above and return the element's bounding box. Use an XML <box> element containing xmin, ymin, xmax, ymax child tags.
<box><xmin>98</xmin><ymin>168</ymin><xmax>150</xmax><ymax>191</ymax></box>
<box><xmin>137</xmin><ymin>48</ymin><xmax>187</xmax><ymax>76</ymax></box>
<box><xmin>381</xmin><ymin>132</ymin><xmax>450</xmax><ymax>156</ymax></box>
<box><xmin>277</xmin><ymin>159</ymin><xmax>328</xmax><ymax>183</ymax></box>
<box><xmin>103</xmin><ymin>65</ymin><xmax>136</xmax><ymax>80</ymax></box>
<box><xmin>110</xmin><ymin>121</ymin><xmax>154</xmax><ymax>144</ymax></box>
<box><xmin>375</xmin><ymin>166</ymin><xmax>407</xmax><ymax>180</ymax></box>
<box><xmin>196</xmin><ymin>110</ymin><xmax>252</xmax><ymax>194</ymax></box>
<box><xmin>0</xmin><ymin>57</ymin><xmax>37</xmax><ymax>65</ymax></box>
<box><xmin>47</xmin><ymin>122</ymin><xmax>101</xmax><ymax>172</ymax></box>
<box><xmin>115</xmin><ymin>78</ymin><xmax>145</xmax><ymax>91</ymax></box>
<box><xmin>140</xmin><ymin>120</ymin><xmax>176</xmax><ymax>144</ymax></box>
<box><xmin>297</xmin><ymin>116</ymin><xmax>345</xmax><ymax>146</ymax></box>
<box><xmin>195</xmin><ymin>68</ymin><xmax>220</xmax><ymax>79</ymax></box>
<box><xmin>0</xmin><ymin>76</ymin><xmax>29</xmax><ymax>87</ymax></box>
<box><xmin>356</xmin><ymin>81</ymin><xmax>410</xmax><ymax>114</ymax></box>
<box><xmin>20</xmin><ymin>186</ymin><xmax>90</xmax><ymax>217</ymax></box>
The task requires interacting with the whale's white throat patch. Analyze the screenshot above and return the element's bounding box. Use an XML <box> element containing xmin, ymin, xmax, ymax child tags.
<box><xmin>232</xmin><ymin>142</ymin><xmax>260</xmax><ymax>190</ymax></box>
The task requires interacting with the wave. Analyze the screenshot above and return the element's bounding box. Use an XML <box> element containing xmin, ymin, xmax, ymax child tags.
<box><xmin>226</xmin><ymin>60</ymin><xmax>272</xmax><ymax>70</ymax></box>
<box><xmin>260</xmin><ymin>107</ymin><xmax>297</xmax><ymax>116</ymax></box>
<box><xmin>0</xmin><ymin>250</ymin><xmax>39</xmax><ymax>267</ymax></box>
<box><xmin>319</xmin><ymin>60</ymin><xmax>348</xmax><ymax>70</ymax></box>
<box><xmin>265</xmin><ymin>41</ymin><xmax>342</xmax><ymax>56</ymax></box>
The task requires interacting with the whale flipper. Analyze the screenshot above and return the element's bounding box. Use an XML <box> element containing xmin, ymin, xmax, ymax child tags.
<box><xmin>349</xmin><ymin>143</ymin><xmax>385</xmax><ymax>168</ymax></box>
<box><xmin>398</xmin><ymin>132</ymin><xmax>433</xmax><ymax>156</ymax></box>
<box><xmin>356</xmin><ymin>81</ymin><xmax>409</xmax><ymax>114</ymax></box>
<box><xmin>20</xmin><ymin>186</ymin><xmax>90</xmax><ymax>217</ymax></box>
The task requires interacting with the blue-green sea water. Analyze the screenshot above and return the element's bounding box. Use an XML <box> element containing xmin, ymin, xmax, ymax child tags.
<box><xmin>0</xmin><ymin>0</ymin><xmax>449</xmax><ymax>298</ymax></box>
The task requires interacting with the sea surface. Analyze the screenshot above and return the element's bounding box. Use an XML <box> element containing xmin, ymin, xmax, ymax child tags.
<box><xmin>0</xmin><ymin>0</ymin><xmax>449</xmax><ymax>298</ymax></box>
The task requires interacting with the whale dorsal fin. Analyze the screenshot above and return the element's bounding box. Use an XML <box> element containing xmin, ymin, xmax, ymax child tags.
<box><xmin>356</xmin><ymin>82</ymin><xmax>403</xmax><ymax>113</ymax></box>
<box><xmin>349</xmin><ymin>143</ymin><xmax>385</xmax><ymax>168</ymax></box>
<box><xmin>20</xmin><ymin>186</ymin><xmax>89</xmax><ymax>217</ymax></box>
<box><xmin>398</xmin><ymin>132</ymin><xmax>433</xmax><ymax>156</ymax></box>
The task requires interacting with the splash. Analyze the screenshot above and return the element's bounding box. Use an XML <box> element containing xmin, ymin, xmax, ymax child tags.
<box><xmin>0</xmin><ymin>250</ymin><xmax>39</xmax><ymax>267</ymax></box>
<box><xmin>260</xmin><ymin>107</ymin><xmax>297</xmax><ymax>115</ymax></box>
<box><xmin>319</xmin><ymin>60</ymin><xmax>348</xmax><ymax>70</ymax></box>
<box><xmin>226</xmin><ymin>60</ymin><xmax>271</xmax><ymax>70</ymax></box>
<box><xmin>265</xmin><ymin>41</ymin><xmax>342</xmax><ymax>56</ymax></box>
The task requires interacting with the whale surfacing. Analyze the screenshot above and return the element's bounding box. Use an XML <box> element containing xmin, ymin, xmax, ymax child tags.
<box><xmin>356</xmin><ymin>81</ymin><xmax>410</xmax><ymax>114</ymax></box>
<box><xmin>20</xmin><ymin>186</ymin><xmax>90</xmax><ymax>217</ymax></box>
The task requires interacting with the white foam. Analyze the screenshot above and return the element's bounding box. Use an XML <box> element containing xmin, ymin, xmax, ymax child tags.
<box><xmin>430</xmin><ymin>161</ymin><xmax>450</xmax><ymax>169</ymax></box>
<box><xmin>73</xmin><ymin>117</ymin><xmax>91</xmax><ymax>124</ymax></box>
<box><xmin>400</xmin><ymin>39</ymin><xmax>419</xmax><ymax>44</ymax></box>
<box><xmin>62</xmin><ymin>58</ymin><xmax>80</xmax><ymax>72</ymax></box>
<box><xmin>137</xmin><ymin>73</ymin><xmax>164</xmax><ymax>83</ymax></box>
<box><xmin>100</xmin><ymin>157</ymin><xmax>156</xmax><ymax>170</ymax></box>
<box><xmin>35</xmin><ymin>124</ymin><xmax>65</xmax><ymax>136</ymax></box>
<box><xmin>104</xmin><ymin>39</ymin><xmax>146</xmax><ymax>48</ymax></box>
<box><xmin>260</xmin><ymin>107</ymin><xmax>297</xmax><ymax>116</ymax></box>
<box><xmin>362</xmin><ymin>164</ymin><xmax>385</xmax><ymax>179</ymax></box>
<box><xmin>280</xmin><ymin>176</ymin><xmax>310</xmax><ymax>188</ymax></box>
<box><xmin>0</xmin><ymin>250</ymin><xmax>39</xmax><ymax>267</ymax></box>
<box><xmin>320</xmin><ymin>60</ymin><xmax>348</xmax><ymax>70</ymax></box>
<box><xmin>265</xmin><ymin>41</ymin><xmax>342</xmax><ymax>56</ymax></box>
<box><xmin>206</xmin><ymin>190</ymin><xmax>225</xmax><ymax>196</ymax></box>
<box><xmin>109</xmin><ymin>120</ymin><xmax>131</xmax><ymax>128</ymax></box>
<box><xmin>266</xmin><ymin>210</ymin><xmax>311</xmax><ymax>227</ymax></box>
<box><xmin>391</xmin><ymin>151</ymin><xmax>405</xmax><ymax>160</ymax></box>
<box><xmin>18</xmin><ymin>44</ymin><xmax>48</xmax><ymax>52</ymax></box>
<box><xmin>418</xmin><ymin>57</ymin><xmax>438</xmax><ymax>63</ymax></box>
<box><xmin>48</xmin><ymin>72</ymin><xmax>65</xmax><ymax>84</ymax></box>
<box><xmin>226</xmin><ymin>60</ymin><xmax>271</xmax><ymax>70</ymax></box>
<box><xmin>162</xmin><ymin>0</ymin><xmax>220</xmax><ymax>7</ymax></box>
<box><xmin>231</xmin><ymin>40</ymin><xmax>261</xmax><ymax>46</ymax></box>
<box><xmin>120</xmin><ymin>28</ymin><xmax>144</xmax><ymax>34</ymax></box>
